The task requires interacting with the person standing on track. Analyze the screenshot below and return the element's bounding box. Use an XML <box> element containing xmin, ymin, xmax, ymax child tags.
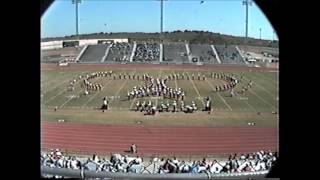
<box><xmin>130</xmin><ymin>143</ymin><xmax>138</xmax><ymax>154</ymax></box>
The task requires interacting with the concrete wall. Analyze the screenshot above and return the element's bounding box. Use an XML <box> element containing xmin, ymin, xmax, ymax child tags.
<box><xmin>79</xmin><ymin>39</ymin><xmax>98</xmax><ymax>46</ymax></box>
<box><xmin>41</xmin><ymin>38</ymin><xmax>128</xmax><ymax>50</ymax></box>
<box><xmin>41</xmin><ymin>41</ymin><xmax>63</xmax><ymax>50</ymax></box>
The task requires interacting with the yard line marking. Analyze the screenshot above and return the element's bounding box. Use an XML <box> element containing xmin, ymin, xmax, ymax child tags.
<box><xmin>129</xmin><ymin>97</ymin><xmax>137</xmax><ymax>110</ymax></box>
<box><xmin>205</xmin><ymin>80</ymin><xmax>232</xmax><ymax>111</ymax></box>
<box><xmin>59</xmin><ymin>96</ymin><xmax>74</xmax><ymax>109</ymax></box>
<box><xmin>111</xmin><ymin>71</ymin><xmax>134</xmax><ymax>104</ymax></box>
<box><xmin>129</xmin><ymin>69</ymin><xmax>141</xmax><ymax>110</ymax></box>
<box><xmin>243</xmin><ymin>75</ymin><xmax>276</xmax><ymax>98</ymax></box>
<box><xmin>81</xmin><ymin>79</ymin><xmax>113</xmax><ymax>107</ymax></box>
<box><xmin>42</xmin><ymin>76</ymin><xmax>73</xmax><ymax>94</ymax></box>
<box><xmin>250</xmin><ymin>73</ymin><xmax>278</xmax><ymax>89</ymax></box>
<box><xmin>254</xmin><ymin>71</ymin><xmax>279</xmax><ymax>83</ymax></box>
<box><xmin>248</xmin><ymin>89</ymin><xmax>276</xmax><ymax>109</ymax></box>
<box><xmin>42</xmin><ymin>74</ymin><xmax>70</xmax><ymax>93</ymax></box>
<box><xmin>45</xmin><ymin>88</ymin><xmax>68</xmax><ymax>105</ymax></box>
<box><xmin>42</xmin><ymin>71</ymin><xmax>91</xmax><ymax>94</ymax></box>
<box><xmin>172</xmin><ymin>71</ymin><xmax>178</xmax><ymax>90</ymax></box>
<box><xmin>186</xmin><ymin>72</ymin><xmax>205</xmax><ymax>107</ymax></box>
<box><xmin>245</xmin><ymin>100</ymin><xmax>255</xmax><ymax>111</ymax></box>
<box><xmin>217</xmin><ymin>92</ymin><xmax>232</xmax><ymax>111</ymax></box>
<box><xmin>41</xmin><ymin>71</ymin><xmax>71</xmax><ymax>85</ymax></box>
<box><xmin>241</xmin><ymin>97</ymin><xmax>255</xmax><ymax>111</ymax></box>
<box><xmin>43</xmin><ymin>71</ymin><xmax>90</xmax><ymax>104</ymax></box>
<box><xmin>115</xmin><ymin>79</ymin><xmax>128</xmax><ymax>97</ymax></box>
<box><xmin>242</xmin><ymin>75</ymin><xmax>278</xmax><ymax>110</ymax></box>
<box><xmin>253</xmin><ymin>81</ymin><xmax>276</xmax><ymax>98</ymax></box>
<box><xmin>128</xmin><ymin>71</ymin><xmax>140</xmax><ymax>110</ymax></box>
<box><xmin>155</xmin><ymin>70</ymin><xmax>162</xmax><ymax>108</ymax></box>
<box><xmin>60</xmin><ymin>76</ymin><xmax>103</xmax><ymax>108</ymax></box>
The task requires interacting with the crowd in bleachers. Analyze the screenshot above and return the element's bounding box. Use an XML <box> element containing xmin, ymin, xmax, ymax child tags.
<box><xmin>41</xmin><ymin>149</ymin><xmax>277</xmax><ymax>177</ymax></box>
<box><xmin>41</xmin><ymin>149</ymin><xmax>144</xmax><ymax>178</ymax></box>
<box><xmin>133</xmin><ymin>42</ymin><xmax>160</xmax><ymax>62</ymax></box>
<box><xmin>157</xmin><ymin>150</ymin><xmax>277</xmax><ymax>174</ymax></box>
<box><xmin>74</xmin><ymin>42</ymin><xmax>252</xmax><ymax>65</ymax></box>
<box><xmin>107</xmin><ymin>42</ymin><xmax>132</xmax><ymax>62</ymax></box>
<box><xmin>215</xmin><ymin>45</ymin><xmax>243</xmax><ymax>63</ymax></box>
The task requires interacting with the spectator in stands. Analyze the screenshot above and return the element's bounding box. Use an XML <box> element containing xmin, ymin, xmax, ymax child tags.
<box><xmin>133</xmin><ymin>42</ymin><xmax>160</xmax><ymax>62</ymax></box>
<box><xmin>41</xmin><ymin>149</ymin><xmax>277</xmax><ymax>176</ymax></box>
<box><xmin>209</xmin><ymin>160</ymin><xmax>223</xmax><ymax>174</ymax></box>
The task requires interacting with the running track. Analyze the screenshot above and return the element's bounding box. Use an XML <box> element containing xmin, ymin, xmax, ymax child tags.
<box><xmin>41</xmin><ymin>122</ymin><xmax>278</xmax><ymax>156</ymax></box>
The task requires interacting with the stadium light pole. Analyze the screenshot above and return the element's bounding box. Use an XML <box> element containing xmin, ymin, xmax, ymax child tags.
<box><xmin>161</xmin><ymin>0</ymin><xmax>163</xmax><ymax>35</ymax></box>
<box><xmin>242</xmin><ymin>0</ymin><xmax>252</xmax><ymax>38</ymax></box>
<box><xmin>72</xmin><ymin>0</ymin><xmax>81</xmax><ymax>47</ymax></box>
<box><xmin>273</xmin><ymin>30</ymin><xmax>275</xmax><ymax>42</ymax></box>
<box><xmin>158</xmin><ymin>0</ymin><xmax>167</xmax><ymax>42</ymax></box>
<box><xmin>259</xmin><ymin>28</ymin><xmax>262</xmax><ymax>40</ymax></box>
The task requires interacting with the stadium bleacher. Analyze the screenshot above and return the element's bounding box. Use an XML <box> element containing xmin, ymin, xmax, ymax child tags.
<box><xmin>189</xmin><ymin>44</ymin><xmax>218</xmax><ymax>63</ymax></box>
<box><xmin>80</xmin><ymin>44</ymin><xmax>109</xmax><ymax>62</ymax></box>
<box><xmin>163</xmin><ymin>42</ymin><xmax>188</xmax><ymax>63</ymax></box>
<box><xmin>41</xmin><ymin>149</ymin><xmax>278</xmax><ymax>178</ymax></box>
<box><xmin>72</xmin><ymin>43</ymin><xmax>251</xmax><ymax>66</ymax></box>
<box><xmin>106</xmin><ymin>42</ymin><xmax>132</xmax><ymax>62</ymax></box>
<box><xmin>133</xmin><ymin>42</ymin><xmax>160</xmax><ymax>62</ymax></box>
<box><xmin>239</xmin><ymin>45</ymin><xmax>279</xmax><ymax>58</ymax></box>
<box><xmin>41</xmin><ymin>47</ymin><xmax>83</xmax><ymax>63</ymax></box>
<box><xmin>214</xmin><ymin>45</ymin><xmax>245</xmax><ymax>64</ymax></box>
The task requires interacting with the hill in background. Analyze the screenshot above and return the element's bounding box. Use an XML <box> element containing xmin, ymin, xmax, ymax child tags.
<box><xmin>41</xmin><ymin>31</ymin><xmax>278</xmax><ymax>48</ymax></box>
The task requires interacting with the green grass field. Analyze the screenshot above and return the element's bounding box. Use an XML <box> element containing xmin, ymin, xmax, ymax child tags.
<box><xmin>41</xmin><ymin>68</ymin><xmax>279</xmax><ymax>127</ymax></box>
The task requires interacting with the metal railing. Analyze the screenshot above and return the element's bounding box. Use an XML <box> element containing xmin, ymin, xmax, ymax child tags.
<box><xmin>41</xmin><ymin>166</ymin><xmax>268</xmax><ymax>179</ymax></box>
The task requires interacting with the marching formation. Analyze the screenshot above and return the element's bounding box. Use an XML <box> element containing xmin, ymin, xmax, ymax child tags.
<box><xmin>65</xmin><ymin>71</ymin><xmax>250</xmax><ymax>113</ymax></box>
<box><xmin>127</xmin><ymin>74</ymin><xmax>186</xmax><ymax>101</ymax></box>
<box><xmin>209</xmin><ymin>72</ymin><xmax>254</xmax><ymax>97</ymax></box>
<box><xmin>127</xmin><ymin>73</ymin><xmax>213</xmax><ymax>114</ymax></box>
<box><xmin>82</xmin><ymin>71</ymin><xmax>113</xmax><ymax>94</ymax></box>
<box><xmin>67</xmin><ymin>71</ymin><xmax>113</xmax><ymax>95</ymax></box>
<box><xmin>211</xmin><ymin>73</ymin><xmax>239</xmax><ymax>92</ymax></box>
<box><xmin>238</xmin><ymin>80</ymin><xmax>253</xmax><ymax>95</ymax></box>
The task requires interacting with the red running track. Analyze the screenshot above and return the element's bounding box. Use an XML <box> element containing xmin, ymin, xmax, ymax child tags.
<box><xmin>41</xmin><ymin>122</ymin><xmax>278</xmax><ymax>156</ymax></box>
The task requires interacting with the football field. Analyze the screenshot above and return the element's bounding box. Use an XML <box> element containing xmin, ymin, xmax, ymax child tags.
<box><xmin>41</xmin><ymin>65</ymin><xmax>279</xmax><ymax>127</ymax></box>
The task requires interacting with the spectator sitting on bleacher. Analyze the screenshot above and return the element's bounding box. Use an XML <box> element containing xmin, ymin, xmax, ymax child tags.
<box><xmin>41</xmin><ymin>149</ymin><xmax>277</xmax><ymax>176</ymax></box>
<box><xmin>209</xmin><ymin>160</ymin><xmax>223</xmax><ymax>173</ymax></box>
<box><xmin>133</xmin><ymin>42</ymin><xmax>160</xmax><ymax>62</ymax></box>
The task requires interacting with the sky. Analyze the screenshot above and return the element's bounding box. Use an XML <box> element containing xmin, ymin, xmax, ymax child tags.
<box><xmin>41</xmin><ymin>0</ymin><xmax>278</xmax><ymax>40</ymax></box>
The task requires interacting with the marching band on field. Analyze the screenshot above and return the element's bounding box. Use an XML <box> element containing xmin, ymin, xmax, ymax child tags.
<box><xmin>65</xmin><ymin>71</ymin><xmax>252</xmax><ymax>114</ymax></box>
